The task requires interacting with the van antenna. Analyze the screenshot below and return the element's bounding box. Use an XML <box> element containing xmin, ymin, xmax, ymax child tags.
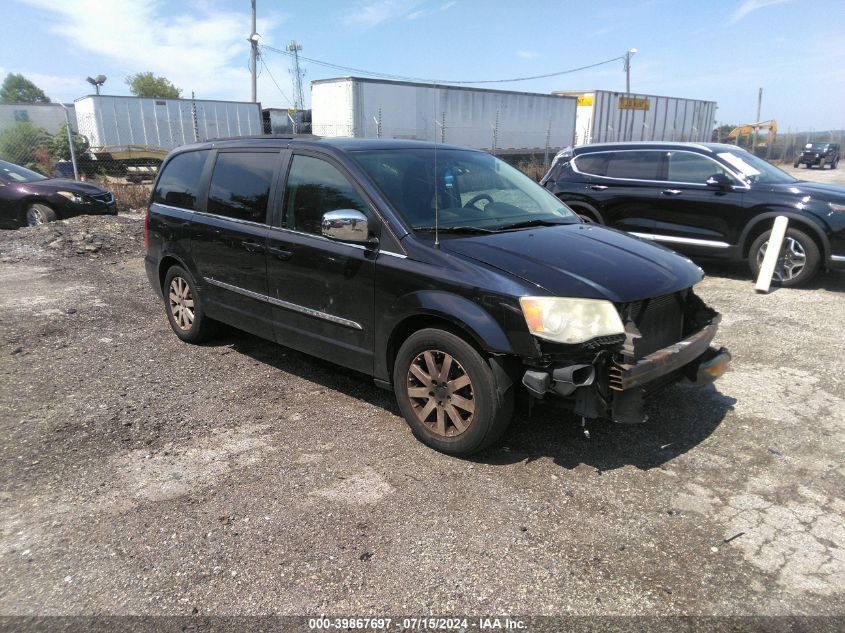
<box><xmin>433</xmin><ymin>83</ymin><xmax>440</xmax><ymax>249</ymax></box>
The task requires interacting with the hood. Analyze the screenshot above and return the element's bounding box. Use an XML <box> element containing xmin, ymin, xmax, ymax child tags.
<box><xmin>26</xmin><ymin>178</ymin><xmax>109</xmax><ymax>195</ymax></box>
<box><xmin>441</xmin><ymin>224</ymin><xmax>703</xmax><ymax>303</ymax></box>
<box><xmin>767</xmin><ymin>180</ymin><xmax>845</xmax><ymax>203</ymax></box>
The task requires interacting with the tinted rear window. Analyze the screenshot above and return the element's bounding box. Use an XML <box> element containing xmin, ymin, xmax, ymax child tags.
<box><xmin>207</xmin><ymin>152</ymin><xmax>276</xmax><ymax>224</ymax></box>
<box><xmin>605</xmin><ymin>151</ymin><xmax>662</xmax><ymax>180</ymax></box>
<box><xmin>573</xmin><ymin>153</ymin><xmax>609</xmax><ymax>176</ymax></box>
<box><xmin>153</xmin><ymin>150</ymin><xmax>208</xmax><ymax>210</ymax></box>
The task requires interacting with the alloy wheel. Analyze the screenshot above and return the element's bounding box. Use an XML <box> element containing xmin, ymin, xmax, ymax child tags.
<box><xmin>406</xmin><ymin>349</ymin><xmax>475</xmax><ymax>437</ymax></box>
<box><xmin>757</xmin><ymin>236</ymin><xmax>806</xmax><ymax>282</ymax></box>
<box><xmin>168</xmin><ymin>276</ymin><xmax>195</xmax><ymax>331</ymax></box>
<box><xmin>26</xmin><ymin>207</ymin><xmax>44</xmax><ymax>226</ymax></box>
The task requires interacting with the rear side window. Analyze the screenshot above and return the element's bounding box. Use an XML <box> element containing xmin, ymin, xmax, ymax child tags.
<box><xmin>207</xmin><ymin>152</ymin><xmax>276</xmax><ymax>224</ymax></box>
<box><xmin>283</xmin><ymin>154</ymin><xmax>369</xmax><ymax>235</ymax></box>
<box><xmin>667</xmin><ymin>152</ymin><xmax>731</xmax><ymax>184</ymax></box>
<box><xmin>573</xmin><ymin>153</ymin><xmax>609</xmax><ymax>177</ymax></box>
<box><xmin>153</xmin><ymin>150</ymin><xmax>208</xmax><ymax>210</ymax></box>
<box><xmin>605</xmin><ymin>151</ymin><xmax>662</xmax><ymax>180</ymax></box>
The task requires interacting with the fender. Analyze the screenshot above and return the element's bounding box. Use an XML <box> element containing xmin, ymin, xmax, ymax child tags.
<box><xmin>739</xmin><ymin>210</ymin><xmax>830</xmax><ymax>259</ymax></box>
<box><xmin>375</xmin><ymin>290</ymin><xmax>516</xmax><ymax>381</ymax></box>
<box><xmin>562</xmin><ymin>199</ymin><xmax>605</xmax><ymax>224</ymax></box>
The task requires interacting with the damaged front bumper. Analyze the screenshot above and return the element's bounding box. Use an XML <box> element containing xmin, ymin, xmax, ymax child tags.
<box><xmin>521</xmin><ymin>313</ymin><xmax>730</xmax><ymax>425</ymax></box>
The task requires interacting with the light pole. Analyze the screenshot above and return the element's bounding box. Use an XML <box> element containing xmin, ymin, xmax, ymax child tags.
<box><xmin>624</xmin><ymin>48</ymin><xmax>637</xmax><ymax>94</ymax></box>
<box><xmin>248</xmin><ymin>0</ymin><xmax>259</xmax><ymax>103</ymax></box>
<box><xmin>85</xmin><ymin>75</ymin><xmax>106</xmax><ymax>95</ymax></box>
<box><xmin>58</xmin><ymin>103</ymin><xmax>79</xmax><ymax>180</ymax></box>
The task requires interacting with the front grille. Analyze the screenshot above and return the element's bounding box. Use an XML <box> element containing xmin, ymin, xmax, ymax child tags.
<box><xmin>624</xmin><ymin>290</ymin><xmax>687</xmax><ymax>360</ymax></box>
<box><xmin>89</xmin><ymin>192</ymin><xmax>114</xmax><ymax>204</ymax></box>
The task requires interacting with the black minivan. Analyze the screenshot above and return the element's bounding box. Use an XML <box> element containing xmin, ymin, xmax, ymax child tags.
<box><xmin>145</xmin><ymin>137</ymin><xmax>730</xmax><ymax>456</ymax></box>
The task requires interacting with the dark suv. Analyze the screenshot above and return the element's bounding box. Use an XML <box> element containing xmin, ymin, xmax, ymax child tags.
<box><xmin>145</xmin><ymin>137</ymin><xmax>730</xmax><ymax>456</ymax></box>
<box><xmin>794</xmin><ymin>142</ymin><xmax>839</xmax><ymax>169</ymax></box>
<box><xmin>541</xmin><ymin>142</ymin><xmax>845</xmax><ymax>287</ymax></box>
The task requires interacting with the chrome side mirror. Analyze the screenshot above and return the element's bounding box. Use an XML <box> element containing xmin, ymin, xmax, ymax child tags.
<box><xmin>321</xmin><ymin>209</ymin><xmax>370</xmax><ymax>243</ymax></box>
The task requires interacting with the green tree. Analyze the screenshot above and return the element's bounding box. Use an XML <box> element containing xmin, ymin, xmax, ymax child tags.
<box><xmin>125</xmin><ymin>72</ymin><xmax>181</xmax><ymax>99</ymax></box>
<box><xmin>49</xmin><ymin>123</ymin><xmax>89</xmax><ymax>161</ymax></box>
<box><xmin>0</xmin><ymin>73</ymin><xmax>51</xmax><ymax>103</ymax></box>
<box><xmin>0</xmin><ymin>122</ymin><xmax>51</xmax><ymax>170</ymax></box>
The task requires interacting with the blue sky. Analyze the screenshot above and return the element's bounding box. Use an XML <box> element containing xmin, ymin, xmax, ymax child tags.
<box><xmin>3</xmin><ymin>0</ymin><xmax>844</xmax><ymax>131</ymax></box>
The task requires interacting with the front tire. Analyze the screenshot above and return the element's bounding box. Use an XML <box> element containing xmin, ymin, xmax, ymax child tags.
<box><xmin>393</xmin><ymin>328</ymin><xmax>513</xmax><ymax>456</ymax></box>
<box><xmin>163</xmin><ymin>265</ymin><xmax>218</xmax><ymax>343</ymax></box>
<box><xmin>25</xmin><ymin>203</ymin><xmax>57</xmax><ymax>227</ymax></box>
<box><xmin>749</xmin><ymin>228</ymin><xmax>820</xmax><ymax>288</ymax></box>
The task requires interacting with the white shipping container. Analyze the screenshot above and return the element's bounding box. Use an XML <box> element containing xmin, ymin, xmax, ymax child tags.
<box><xmin>0</xmin><ymin>102</ymin><xmax>76</xmax><ymax>135</ymax></box>
<box><xmin>312</xmin><ymin>77</ymin><xmax>577</xmax><ymax>154</ymax></box>
<box><xmin>553</xmin><ymin>90</ymin><xmax>717</xmax><ymax>145</ymax></box>
<box><xmin>73</xmin><ymin>95</ymin><xmax>263</xmax><ymax>152</ymax></box>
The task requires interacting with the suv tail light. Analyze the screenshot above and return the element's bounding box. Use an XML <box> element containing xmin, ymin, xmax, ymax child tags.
<box><xmin>143</xmin><ymin>207</ymin><xmax>150</xmax><ymax>250</ymax></box>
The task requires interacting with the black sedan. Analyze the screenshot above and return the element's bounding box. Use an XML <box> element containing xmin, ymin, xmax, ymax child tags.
<box><xmin>0</xmin><ymin>159</ymin><xmax>116</xmax><ymax>228</ymax></box>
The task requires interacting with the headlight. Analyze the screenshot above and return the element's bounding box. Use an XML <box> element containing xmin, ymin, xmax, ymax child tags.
<box><xmin>57</xmin><ymin>191</ymin><xmax>85</xmax><ymax>204</ymax></box>
<box><xmin>519</xmin><ymin>296</ymin><xmax>625</xmax><ymax>344</ymax></box>
<box><xmin>830</xmin><ymin>202</ymin><xmax>845</xmax><ymax>213</ymax></box>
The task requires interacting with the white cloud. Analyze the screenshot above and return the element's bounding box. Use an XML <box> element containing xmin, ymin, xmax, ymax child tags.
<box><xmin>18</xmin><ymin>0</ymin><xmax>285</xmax><ymax>102</ymax></box>
<box><xmin>343</xmin><ymin>0</ymin><xmax>424</xmax><ymax>27</ymax></box>
<box><xmin>516</xmin><ymin>50</ymin><xmax>540</xmax><ymax>60</ymax></box>
<box><xmin>729</xmin><ymin>0</ymin><xmax>792</xmax><ymax>24</ymax></box>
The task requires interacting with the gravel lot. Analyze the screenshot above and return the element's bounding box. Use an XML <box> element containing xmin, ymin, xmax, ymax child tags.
<box><xmin>1</xmin><ymin>164</ymin><xmax>844</xmax><ymax>621</ymax></box>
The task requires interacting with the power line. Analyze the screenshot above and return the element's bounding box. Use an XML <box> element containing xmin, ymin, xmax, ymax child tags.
<box><xmin>260</xmin><ymin>44</ymin><xmax>625</xmax><ymax>85</ymax></box>
<box><xmin>260</xmin><ymin>57</ymin><xmax>294</xmax><ymax>106</ymax></box>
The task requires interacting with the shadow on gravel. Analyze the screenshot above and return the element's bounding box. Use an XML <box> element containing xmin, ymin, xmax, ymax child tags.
<box><xmin>697</xmin><ymin>259</ymin><xmax>845</xmax><ymax>292</ymax></box>
<box><xmin>475</xmin><ymin>384</ymin><xmax>737</xmax><ymax>472</ymax></box>
<box><xmin>202</xmin><ymin>327</ymin><xmax>737</xmax><ymax>473</ymax></box>
<box><xmin>203</xmin><ymin>328</ymin><xmax>400</xmax><ymax>416</ymax></box>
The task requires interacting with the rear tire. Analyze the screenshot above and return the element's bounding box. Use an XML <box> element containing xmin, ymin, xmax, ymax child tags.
<box><xmin>748</xmin><ymin>227</ymin><xmax>820</xmax><ymax>288</ymax></box>
<box><xmin>819</xmin><ymin>158</ymin><xmax>826</xmax><ymax>169</ymax></box>
<box><xmin>393</xmin><ymin>328</ymin><xmax>513</xmax><ymax>456</ymax></box>
<box><xmin>163</xmin><ymin>265</ymin><xmax>218</xmax><ymax>343</ymax></box>
<box><xmin>25</xmin><ymin>203</ymin><xmax>57</xmax><ymax>227</ymax></box>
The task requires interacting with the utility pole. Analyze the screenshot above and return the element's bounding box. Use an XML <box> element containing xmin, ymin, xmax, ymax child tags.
<box><xmin>752</xmin><ymin>87</ymin><xmax>763</xmax><ymax>153</ymax></box>
<box><xmin>287</xmin><ymin>41</ymin><xmax>305</xmax><ymax>111</ymax></box>
<box><xmin>249</xmin><ymin>0</ymin><xmax>258</xmax><ymax>103</ymax></box>
<box><xmin>624</xmin><ymin>48</ymin><xmax>637</xmax><ymax>94</ymax></box>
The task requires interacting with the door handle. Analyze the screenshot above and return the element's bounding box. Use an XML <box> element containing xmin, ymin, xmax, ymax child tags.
<box><xmin>661</xmin><ymin>189</ymin><xmax>683</xmax><ymax>196</ymax></box>
<box><xmin>589</xmin><ymin>184</ymin><xmax>608</xmax><ymax>191</ymax></box>
<box><xmin>241</xmin><ymin>240</ymin><xmax>265</xmax><ymax>254</ymax></box>
<box><xmin>268</xmin><ymin>246</ymin><xmax>293</xmax><ymax>261</ymax></box>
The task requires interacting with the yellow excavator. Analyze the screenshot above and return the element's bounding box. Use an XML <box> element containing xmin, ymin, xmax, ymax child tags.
<box><xmin>729</xmin><ymin>120</ymin><xmax>777</xmax><ymax>148</ymax></box>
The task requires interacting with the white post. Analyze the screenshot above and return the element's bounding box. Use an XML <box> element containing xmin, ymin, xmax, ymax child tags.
<box><xmin>755</xmin><ymin>216</ymin><xmax>789</xmax><ymax>293</ymax></box>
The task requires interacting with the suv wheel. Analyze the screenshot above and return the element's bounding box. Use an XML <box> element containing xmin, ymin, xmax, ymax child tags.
<box><xmin>830</xmin><ymin>157</ymin><xmax>838</xmax><ymax>170</ymax></box>
<box><xmin>749</xmin><ymin>228</ymin><xmax>820</xmax><ymax>288</ymax></box>
<box><xmin>393</xmin><ymin>328</ymin><xmax>513</xmax><ymax>456</ymax></box>
<box><xmin>819</xmin><ymin>158</ymin><xmax>826</xmax><ymax>169</ymax></box>
<box><xmin>163</xmin><ymin>265</ymin><xmax>218</xmax><ymax>343</ymax></box>
<box><xmin>25</xmin><ymin>203</ymin><xmax>57</xmax><ymax>227</ymax></box>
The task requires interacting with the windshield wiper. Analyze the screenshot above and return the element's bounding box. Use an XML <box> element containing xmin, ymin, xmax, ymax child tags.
<box><xmin>414</xmin><ymin>226</ymin><xmax>494</xmax><ymax>234</ymax></box>
<box><xmin>495</xmin><ymin>219</ymin><xmax>571</xmax><ymax>231</ymax></box>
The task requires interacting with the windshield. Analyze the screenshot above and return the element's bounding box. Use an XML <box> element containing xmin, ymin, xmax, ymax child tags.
<box><xmin>716</xmin><ymin>149</ymin><xmax>796</xmax><ymax>185</ymax></box>
<box><xmin>0</xmin><ymin>159</ymin><xmax>48</xmax><ymax>183</ymax></box>
<box><xmin>806</xmin><ymin>143</ymin><xmax>829</xmax><ymax>151</ymax></box>
<box><xmin>351</xmin><ymin>148</ymin><xmax>576</xmax><ymax>232</ymax></box>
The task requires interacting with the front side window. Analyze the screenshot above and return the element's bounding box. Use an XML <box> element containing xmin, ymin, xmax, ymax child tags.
<box><xmin>604</xmin><ymin>151</ymin><xmax>662</xmax><ymax>181</ymax></box>
<box><xmin>666</xmin><ymin>152</ymin><xmax>732</xmax><ymax>184</ymax></box>
<box><xmin>283</xmin><ymin>155</ymin><xmax>369</xmax><ymax>235</ymax></box>
<box><xmin>351</xmin><ymin>148</ymin><xmax>575</xmax><ymax>231</ymax></box>
<box><xmin>153</xmin><ymin>150</ymin><xmax>208</xmax><ymax>210</ymax></box>
<box><xmin>207</xmin><ymin>152</ymin><xmax>275</xmax><ymax>223</ymax></box>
